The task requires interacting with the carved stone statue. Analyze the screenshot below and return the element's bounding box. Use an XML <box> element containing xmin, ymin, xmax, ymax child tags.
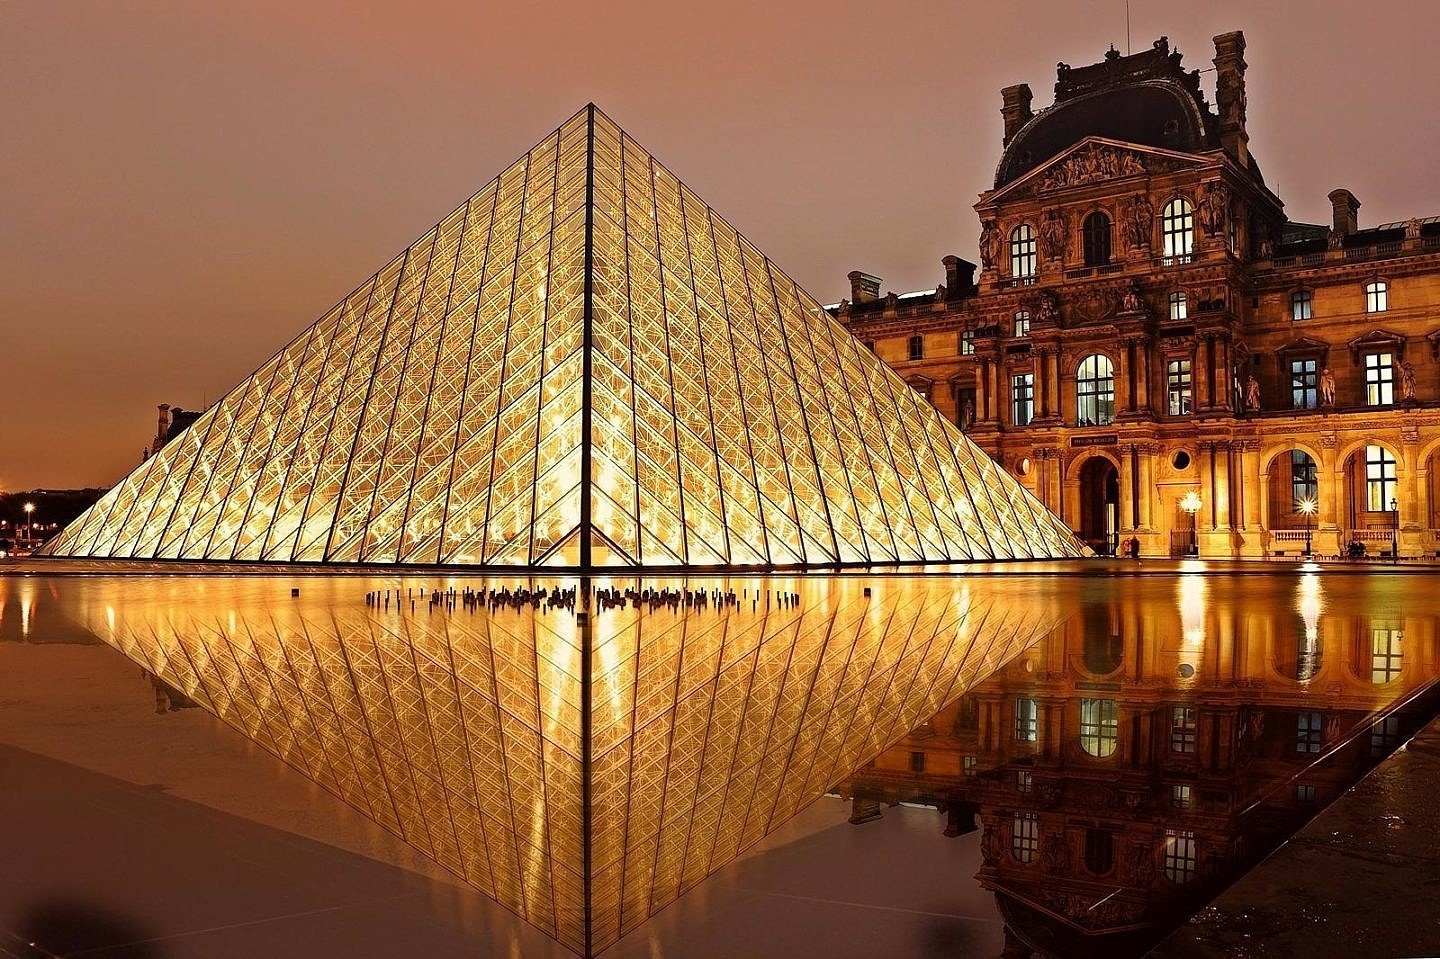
<box><xmin>1042</xmin><ymin>832</ymin><xmax>1070</xmax><ymax>875</ymax></box>
<box><xmin>1399</xmin><ymin>360</ymin><xmax>1417</xmax><ymax>401</ymax></box>
<box><xmin>934</xmin><ymin>283</ymin><xmax>946</xmax><ymax>300</ymax></box>
<box><xmin>961</xmin><ymin>397</ymin><xmax>975</xmax><ymax>430</ymax></box>
<box><xmin>1034</xmin><ymin>290</ymin><xmax>1060</xmax><ymax>326</ymax></box>
<box><xmin>1327</xmin><ymin>228</ymin><xmax>1345</xmax><ymax>251</ymax></box>
<box><xmin>979</xmin><ymin>220</ymin><xmax>1001</xmax><ymax>270</ymax></box>
<box><xmin>1039</xmin><ymin>144</ymin><xmax>1145</xmax><ymax>191</ymax></box>
<box><xmin>980</xmin><ymin>824</ymin><xmax>1002</xmax><ymax>865</ymax></box>
<box><xmin>1126</xmin><ymin>842</ymin><xmax>1156</xmax><ymax>886</ymax></box>
<box><xmin>1198</xmin><ymin>182</ymin><xmax>1228</xmax><ymax>236</ymax></box>
<box><xmin>1320</xmin><ymin>367</ymin><xmax>1337</xmax><ymax>406</ymax></box>
<box><xmin>1405</xmin><ymin>217</ymin><xmax>1423</xmax><ymax>241</ymax></box>
<box><xmin>883</xmin><ymin>291</ymin><xmax>899</xmax><ymax>312</ymax></box>
<box><xmin>837</xmin><ymin>298</ymin><xmax>851</xmax><ymax>320</ymax></box>
<box><xmin>1122</xmin><ymin>195</ymin><xmax>1154</xmax><ymax>251</ymax></box>
<box><xmin>1039</xmin><ymin>209</ymin><xmax>1068</xmax><ymax>260</ymax></box>
<box><xmin>1259</xmin><ymin>237</ymin><xmax>1275</xmax><ymax>259</ymax></box>
<box><xmin>1245</xmin><ymin>374</ymin><xmax>1261</xmax><ymax>411</ymax></box>
<box><xmin>1121</xmin><ymin>282</ymin><xmax>1143</xmax><ymax>313</ymax></box>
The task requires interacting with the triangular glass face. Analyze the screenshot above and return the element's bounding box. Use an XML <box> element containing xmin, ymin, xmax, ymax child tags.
<box><xmin>57</xmin><ymin>575</ymin><xmax>1066</xmax><ymax>956</ymax></box>
<box><xmin>43</xmin><ymin>106</ymin><xmax>1084</xmax><ymax>568</ymax></box>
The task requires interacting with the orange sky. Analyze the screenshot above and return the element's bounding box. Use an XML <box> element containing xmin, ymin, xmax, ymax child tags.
<box><xmin>3</xmin><ymin>0</ymin><xmax>1438</xmax><ymax>490</ymax></box>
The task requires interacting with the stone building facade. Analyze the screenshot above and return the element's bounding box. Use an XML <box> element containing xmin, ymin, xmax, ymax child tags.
<box><xmin>836</xmin><ymin>32</ymin><xmax>1440</xmax><ymax>558</ymax></box>
<box><xmin>838</xmin><ymin>582</ymin><xmax>1439</xmax><ymax>954</ymax></box>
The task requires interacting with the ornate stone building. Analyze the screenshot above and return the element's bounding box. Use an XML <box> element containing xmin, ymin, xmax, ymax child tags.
<box><xmin>839</xmin><ymin>580</ymin><xmax>1439</xmax><ymax>954</ymax></box>
<box><xmin>836</xmin><ymin>32</ymin><xmax>1440</xmax><ymax>558</ymax></box>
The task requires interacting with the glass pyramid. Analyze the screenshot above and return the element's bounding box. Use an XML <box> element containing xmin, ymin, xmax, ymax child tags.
<box><xmin>42</xmin><ymin>106</ymin><xmax>1085</xmax><ymax>567</ymax></box>
<box><xmin>57</xmin><ymin>575</ymin><xmax>1068</xmax><ymax>956</ymax></box>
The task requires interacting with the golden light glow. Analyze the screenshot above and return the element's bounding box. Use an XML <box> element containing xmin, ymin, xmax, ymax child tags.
<box><xmin>40</xmin><ymin>107</ymin><xmax>1084</xmax><ymax>569</ymax></box>
<box><xmin>1179</xmin><ymin>490</ymin><xmax>1203</xmax><ymax>515</ymax></box>
<box><xmin>58</xmin><ymin>574</ymin><xmax>1064</xmax><ymax>956</ymax></box>
<box><xmin>1298</xmin><ymin>496</ymin><xmax>1318</xmax><ymax>515</ymax></box>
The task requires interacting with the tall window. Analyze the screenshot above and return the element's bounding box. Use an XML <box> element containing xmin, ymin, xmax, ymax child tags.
<box><xmin>1370</xmin><ymin>628</ymin><xmax>1403</xmax><ymax>684</ymax></box>
<box><xmin>1015</xmin><ymin>698</ymin><xmax>1038</xmax><ymax>741</ymax></box>
<box><xmin>1164</xmin><ymin>830</ymin><xmax>1198</xmax><ymax>883</ymax></box>
<box><xmin>1079</xmin><ymin>698</ymin><xmax>1118</xmax><ymax>757</ymax></box>
<box><xmin>1172</xmin><ymin>784</ymin><xmax>1192</xmax><ymax>809</ymax></box>
<box><xmin>1371</xmin><ymin>715</ymin><xmax>1401</xmax><ymax>757</ymax></box>
<box><xmin>1162</xmin><ymin>198</ymin><xmax>1195</xmax><ymax>263</ymax></box>
<box><xmin>1010</xmin><ymin>225</ymin><xmax>1038</xmax><ymax>280</ymax></box>
<box><xmin>1012</xmin><ymin>813</ymin><xmax>1040</xmax><ymax>863</ymax></box>
<box><xmin>1291</xmin><ymin>450</ymin><xmax>1318</xmax><ymax>504</ymax></box>
<box><xmin>1365</xmin><ymin>280</ymin><xmax>1388</xmax><ymax>313</ymax></box>
<box><xmin>1167</xmin><ymin>359</ymin><xmax>1193</xmax><ymax>416</ymax></box>
<box><xmin>957</xmin><ymin>387</ymin><xmax>976</xmax><ymax>430</ymax></box>
<box><xmin>1292</xmin><ymin>289</ymin><xmax>1314</xmax><ymax>321</ymax></box>
<box><xmin>1365</xmin><ymin>445</ymin><xmax>1397</xmax><ymax>511</ymax></box>
<box><xmin>1084</xmin><ymin>829</ymin><xmax>1115</xmax><ymax>875</ymax></box>
<box><xmin>960</xmin><ymin>329</ymin><xmax>975</xmax><ymax>355</ymax></box>
<box><xmin>1297</xmin><ymin>711</ymin><xmax>1323</xmax><ymax>754</ymax></box>
<box><xmin>1083</xmin><ymin>211</ymin><xmax>1113</xmax><ymax>267</ymax></box>
<box><xmin>1364</xmin><ymin>352</ymin><xmax>1395</xmax><ymax>405</ymax></box>
<box><xmin>1170</xmin><ymin>706</ymin><xmax>1198</xmax><ymax>754</ymax></box>
<box><xmin>1169</xmin><ymin>291</ymin><xmax>1188</xmax><ymax>320</ymax></box>
<box><xmin>1290</xmin><ymin>358</ymin><xmax>1318</xmax><ymax>410</ymax></box>
<box><xmin>908</xmin><ymin>334</ymin><xmax>924</xmax><ymax>361</ymax></box>
<box><xmin>1012</xmin><ymin>310</ymin><xmax>1031</xmax><ymax>337</ymax></box>
<box><xmin>1012</xmin><ymin>373</ymin><xmax>1034</xmax><ymax>426</ymax></box>
<box><xmin>1016</xmin><ymin>769</ymin><xmax>1033</xmax><ymax>793</ymax></box>
<box><xmin>1076</xmin><ymin>354</ymin><xmax>1116</xmax><ymax>426</ymax></box>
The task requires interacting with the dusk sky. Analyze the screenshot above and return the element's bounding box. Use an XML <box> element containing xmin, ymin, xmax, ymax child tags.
<box><xmin>4</xmin><ymin>0</ymin><xmax>1438</xmax><ymax>490</ymax></box>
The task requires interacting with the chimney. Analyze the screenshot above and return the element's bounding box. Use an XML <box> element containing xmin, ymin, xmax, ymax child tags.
<box><xmin>847</xmin><ymin>271</ymin><xmax>883</xmax><ymax>303</ymax></box>
<box><xmin>1000</xmin><ymin>84</ymin><xmax>1033</xmax><ymax>147</ymax></box>
<box><xmin>1212</xmin><ymin>31</ymin><xmax>1249</xmax><ymax>165</ymax></box>
<box><xmin>942</xmin><ymin>255</ymin><xmax>977</xmax><ymax>294</ymax></box>
<box><xmin>1328</xmin><ymin>189</ymin><xmax>1361</xmax><ymax>237</ymax></box>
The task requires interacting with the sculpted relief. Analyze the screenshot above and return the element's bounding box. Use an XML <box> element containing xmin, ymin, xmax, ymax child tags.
<box><xmin>1039</xmin><ymin>144</ymin><xmax>1145</xmax><ymax>192</ymax></box>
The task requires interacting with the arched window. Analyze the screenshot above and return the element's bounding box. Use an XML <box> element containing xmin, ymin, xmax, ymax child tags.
<box><xmin>1010</xmin><ymin>224</ymin><xmax>1037</xmax><ymax>280</ymax></box>
<box><xmin>1076</xmin><ymin>354</ymin><xmax>1115</xmax><ymax>426</ymax></box>
<box><xmin>1079</xmin><ymin>698</ymin><xmax>1118</xmax><ymax>757</ymax></box>
<box><xmin>1083</xmin><ymin>211</ymin><xmax>1113</xmax><ymax>267</ymax></box>
<box><xmin>1162</xmin><ymin>198</ymin><xmax>1195</xmax><ymax>263</ymax></box>
<box><xmin>1366</xmin><ymin>280</ymin><xmax>1388</xmax><ymax>313</ymax></box>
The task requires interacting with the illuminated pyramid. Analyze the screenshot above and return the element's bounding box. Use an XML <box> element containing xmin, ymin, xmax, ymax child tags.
<box><xmin>60</xmin><ymin>575</ymin><xmax>1066</xmax><ymax>956</ymax></box>
<box><xmin>44</xmin><ymin>106</ymin><xmax>1084</xmax><ymax>567</ymax></box>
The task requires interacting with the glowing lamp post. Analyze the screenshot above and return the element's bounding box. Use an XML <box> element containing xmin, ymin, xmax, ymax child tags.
<box><xmin>1180</xmin><ymin>490</ymin><xmax>1202</xmax><ymax>557</ymax></box>
<box><xmin>1391</xmin><ymin>497</ymin><xmax>1400</xmax><ymax>564</ymax></box>
<box><xmin>1298</xmin><ymin>497</ymin><xmax>1317</xmax><ymax>559</ymax></box>
<box><xmin>23</xmin><ymin>502</ymin><xmax>35</xmax><ymax>545</ymax></box>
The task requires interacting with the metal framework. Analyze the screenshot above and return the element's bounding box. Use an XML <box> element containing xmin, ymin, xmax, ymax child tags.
<box><xmin>61</xmin><ymin>574</ymin><xmax>1065</xmax><ymax>955</ymax></box>
<box><xmin>43</xmin><ymin>106</ymin><xmax>1084</xmax><ymax>568</ymax></box>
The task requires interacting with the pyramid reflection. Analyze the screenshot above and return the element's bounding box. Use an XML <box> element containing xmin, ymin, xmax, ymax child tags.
<box><xmin>61</xmin><ymin>575</ymin><xmax>1064</xmax><ymax>955</ymax></box>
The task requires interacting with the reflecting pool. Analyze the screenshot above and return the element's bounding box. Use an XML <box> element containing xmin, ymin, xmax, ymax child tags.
<box><xmin>1</xmin><ymin>569</ymin><xmax>1436</xmax><ymax>959</ymax></box>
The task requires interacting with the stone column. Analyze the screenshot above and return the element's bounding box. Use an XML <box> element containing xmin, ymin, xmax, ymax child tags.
<box><xmin>1138</xmin><ymin>446</ymin><xmax>1155</xmax><ymax>530</ymax></box>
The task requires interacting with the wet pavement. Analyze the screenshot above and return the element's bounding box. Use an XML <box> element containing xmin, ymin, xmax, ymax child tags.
<box><xmin>1152</xmin><ymin>714</ymin><xmax>1440</xmax><ymax>959</ymax></box>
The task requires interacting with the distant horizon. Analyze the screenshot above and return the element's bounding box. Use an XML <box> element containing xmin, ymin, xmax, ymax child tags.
<box><xmin>5</xmin><ymin>1</ymin><xmax>1439</xmax><ymax>490</ymax></box>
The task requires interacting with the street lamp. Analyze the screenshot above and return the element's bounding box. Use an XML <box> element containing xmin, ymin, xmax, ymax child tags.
<box><xmin>1391</xmin><ymin>497</ymin><xmax>1400</xmax><ymax>564</ymax></box>
<box><xmin>1298</xmin><ymin>496</ymin><xmax>1317</xmax><ymax>559</ymax></box>
<box><xmin>22</xmin><ymin>502</ymin><xmax>35</xmax><ymax>544</ymax></box>
<box><xmin>1180</xmin><ymin>490</ymin><xmax>1203</xmax><ymax>557</ymax></box>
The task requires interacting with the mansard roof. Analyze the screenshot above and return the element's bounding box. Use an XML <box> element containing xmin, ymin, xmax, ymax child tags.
<box><xmin>995</xmin><ymin>38</ymin><xmax>1231</xmax><ymax>189</ymax></box>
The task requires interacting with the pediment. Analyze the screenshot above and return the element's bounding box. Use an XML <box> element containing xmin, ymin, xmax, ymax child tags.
<box><xmin>1346</xmin><ymin>328</ymin><xmax>1406</xmax><ymax>360</ymax></box>
<box><xmin>1277</xmin><ymin>336</ymin><xmax>1330</xmax><ymax>357</ymax></box>
<box><xmin>982</xmin><ymin>137</ymin><xmax>1207</xmax><ymax>206</ymax></box>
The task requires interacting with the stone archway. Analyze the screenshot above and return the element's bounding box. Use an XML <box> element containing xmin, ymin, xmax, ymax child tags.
<box><xmin>1077</xmin><ymin>456</ymin><xmax>1120</xmax><ymax>556</ymax></box>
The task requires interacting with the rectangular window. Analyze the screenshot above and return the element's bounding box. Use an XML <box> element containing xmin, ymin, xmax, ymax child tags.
<box><xmin>1297</xmin><ymin>783</ymin><xmax>1317</xmax><ymax>804</ymax></box>
<box><xmin>908</xmin><ymin>334</ymin><xmax>924</xmax><ymax>361</ymax></box>
<box><xmin>1013</xmin><ymin>311</ymin><xmax>1031</xmax><ymax>337</ymax></box>
<box><xmin>1170</xmin><ymin>706</ymin><xmax>1198</xmax><ymax>754</ymax></box>
<box><xmin>1290</xmin><ymin>358</ymin><xmax>1318</xmax><ymax>410</ymax></box>
<box><xmin>1164</xmin><ymin>830</ymin><xmax>1197</xmax><ymax>883</ymax></box>
<box><xmin>1296</xmin><ymin>711</ymin><xmax>1323</xmax><ymax>754</ymax></box>
<box><xmin>1011</xmin><ymin>227</ymin><xmax>1038</xmax><ymax>280</ymax></box>
<box><xmin>1172</xmin><ymin>784</ymin><xmax>1192</xmax><ymax>809</ymax></box>
<box><xmin>1167</xmin><ymin>360</ymin><xmax>1193</xmax><ymax>416</ymax></box>
<box><xmin>909</xmin><ymin>750</ymin><xmax>926</xmax><ymax>773</ymax></box>
<box><xmin>1012</xmin><ymin>813</ymin><xmax>1040</xmax><ymax>863</ymax></box>
<box><xmin>1291</xmin><ymin>450</ymin><xmax>1318</xmax><ymax>504</ymax></box>
<box><xmin>1365</xmin><ymin>352</ymin><xmax>1394</xmax><ymax>405</ymax></box>
<box><xmin>963</xmin><ymin>755</ymin><xmax>977</xmax><ymax>777</ymax></box>
<box><xmin>960</xmin><ymin>329</ymin><xmax>975</xmax><ymax>355</ymax></box>
<box><xmin>1015</xmin><ymin>698</ymin><xmax>1038</xmax><ymax>742</ymax></box>
<box><xmin>1012</xmin><ymin>373</ymin><xmax>1034</xmax><ymax>426</ymax></box>
<box><xmin>1370</xmin><ymin>628</ymin><xmax>1403</xmax><ymax>684</ymax></box>
<box><xmin>1079</xmin><ymin>698</ymin><xmax>1119</xmax><ymax>758</ymax></box>
<box><xmin>1292</xmin><ymin>289</ymin><xmax>1314</xmax><ymax>321</ymax></box>
<box><xmin>1016</xmin><ymin>769</ymin><xmax>1033</xmax><ymax>793</ymax></box>
<box><xmin>1169</xmin><ymin>291</ymin><xmax>1188</xmax><ymax>320</ymax></box>
<box><xmin>1370</xmin><ymin>715</ymin><xmax>1400</xmax><ymax>757</ymax></box>
<box><xmin>1365</xmin><ymin>445</ymin><xmax>1397</xmax><ymax>511</ymax></box>
<box><xmin>1366</xmin><ymin>281</ymin><xmax>1388</xmax><ymax>313</ymax></box>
